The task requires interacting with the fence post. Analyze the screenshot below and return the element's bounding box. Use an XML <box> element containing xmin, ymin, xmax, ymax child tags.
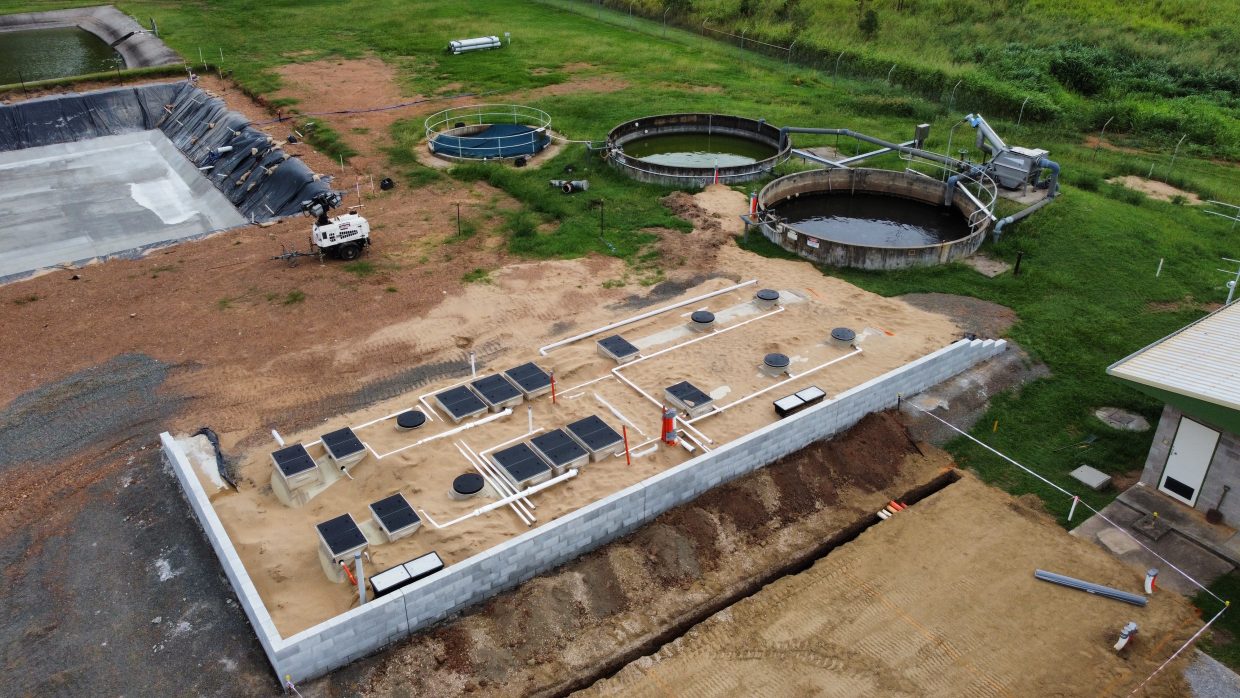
<box><xmin>787</xmin><ymin>38</ymin><xmax>797</xmax><ymax>64</ymax></box>
<box><xmin>1017</xmin><ymin>96</ymin><xmax>1029</xmax><ymax>127</ymax></box>
<box><xmin>833</xmin><ymin>50</ymin><xmax>845</xmax><ymax>87</ymax></box>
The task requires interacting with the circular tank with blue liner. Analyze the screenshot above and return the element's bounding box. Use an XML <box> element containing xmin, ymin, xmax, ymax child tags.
<box><xmin>425</xmin><ymin>104</ymin><xmax>552</xmax><ymax>162</ymax></box>
<box><xmin>757</xmin><ymin>168</ymin><xmax>995</xmax><ymax>270</ymax></box>
<box><xmin>607</xmin><ymin>113</ymin><xmax>792</xmax><ymax>187</ymax></box>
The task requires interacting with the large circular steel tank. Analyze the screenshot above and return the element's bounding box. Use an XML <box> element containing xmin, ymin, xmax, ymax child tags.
<box><xmin>606</xmin><ymin>113</ymin><xmax>791</xmax><ymax>187</ymax></box>
<box><xmin>757</xmin><ymin>168</ymin><xmax>993</xmax><ymax>269</ymax></box>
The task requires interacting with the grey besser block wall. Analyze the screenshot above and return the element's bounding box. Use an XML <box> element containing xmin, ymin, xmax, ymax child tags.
<box><xmin>161</xmin><ymin>337</ymin><xmax>1007</xmax><ymax>684</ymax></box>
<box><xmin>1143</xmin><ymin>405</ymin><xmax>1240</xmax><ymax>521</ymax></box>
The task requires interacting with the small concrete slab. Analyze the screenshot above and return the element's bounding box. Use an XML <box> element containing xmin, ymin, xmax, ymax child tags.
<box><xmin>1070</xmin><ymin>464</ymin><xmax>1112</xmax><ymax>491</ymax></box>
<box><xmin>1096</xmin><ymin>528</ymin><xmax>1142</xmax><ymax>556</ymax></box>
<box><xmin>1133</xmin><ymin>512</ymin><xmax>1172</xmax><ymax>541</ymax></box>
<box><xmin>964</xmin><ymin>254</ymin><xmax>1011</xmax><ymax>278</ymax></box>
<box><xmin>1094</xmin><ymin>407</ymin><xmax>1151</xmax><ymax>432</ymax></box>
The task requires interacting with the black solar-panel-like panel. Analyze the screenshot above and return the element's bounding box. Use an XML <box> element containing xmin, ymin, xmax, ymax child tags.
<box><xmin>272</xmin><ymin>444</ymin><xmax>316</xmax><ymax>477</ymax></box>
<box><xmin>667</xmin><ymin>381</ymin><xmax>711</xmax><ymax>408</ymax></box>
<box><xmin>566</xmin><ymin>415</ymin><xmax>623</xmax><ymax>451</ymax></box>
<box><xmin>471</xmin><ymin>374</ymin><xmax>522</xmax><ymax>405</ymax></box>
<box><xmin>435</xmin><ymin>385</ymin><xmax>487</xmax><ymax>419</ymax></box>
<box><xmin>504</xmin><ymin>362</ymin><xmax>552</xmax><ymax>392</ymax></box>
<box><xmin>370</xmin><ymin>493</ymin><xmax>420</xmax><ymax>533</ymax></box>
<box><xmin>322</xmin><ymin>427</ymin><xmax>364</xmax><ymax>458</ymax></box>
<box><xmin>530</xmin><ymin>429</ymin><xmax>588</xmax><ymax>467</ymax></box>
<box><xmin>316</xmin><ymin>514</ymin><xmax>367</xmax><ymax>557</ymax></box>
<box><xmin>493</xmin><ymin>443</ymin><xmax>551</xmax><ymax>484</ymax></box>
<box><xmin>597</xmin><ymin>334</ymin><xmax>639</xmax><ymax>358</ymax></box>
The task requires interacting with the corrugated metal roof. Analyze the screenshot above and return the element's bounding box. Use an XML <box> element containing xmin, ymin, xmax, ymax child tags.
<box><xmin>1107</xmin><ymin>302</ymin><xmax>1240</xmax><ymax>412</ymax></box>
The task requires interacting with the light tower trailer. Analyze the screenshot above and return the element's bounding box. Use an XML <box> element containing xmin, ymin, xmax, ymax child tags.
<box><xmin>303</xmin><ymin>191</ymin><xmax>372</xmax><ymax>261</ymax></box>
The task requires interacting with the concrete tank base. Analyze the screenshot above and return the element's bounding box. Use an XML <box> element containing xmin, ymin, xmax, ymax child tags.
<box><xmin>756</xmin><ymin>168</ymin><xmax>992</xmax><ymax>270</ymax></box>
<box><xmin>606</xmin><ymin>113</ymin><xmax>791</xmax><ymax>188</ymax></box>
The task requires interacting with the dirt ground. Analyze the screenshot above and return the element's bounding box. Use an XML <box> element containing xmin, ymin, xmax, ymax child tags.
<box><xmin>583</xmin><ymin>473</ymin><xmax>1199</xmax><ymax>698</ymax></box>
<box><xmin>1108</xmin><ymin>175</ymin><xmax>1203</xmax><ymax>204</ymax></box>
<box><xmin>313</xmin><ymin>411</ymin><xmax>960</xmax><ymax>696</ymax></box>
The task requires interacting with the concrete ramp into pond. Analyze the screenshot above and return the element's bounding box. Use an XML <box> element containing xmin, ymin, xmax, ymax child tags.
<box><xmin>0</xmin><ymin>130</ymin><xmax>246</xmax><ymax>279</ymax></box>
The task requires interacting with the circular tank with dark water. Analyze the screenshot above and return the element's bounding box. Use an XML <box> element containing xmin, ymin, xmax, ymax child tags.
<box><xmin>425</xmin><ymin>104</ymin><xmax>552</xmax><ymax>163</ymax></box>
<box><xmin>607</xmin><ymin>113</ymin><xmax>791</xmax><ymax>187</ymax></box>
<box><xmin>757</xmin><ymin>168</ymin><xmax>992</xmax><ymax>269</ymax></box>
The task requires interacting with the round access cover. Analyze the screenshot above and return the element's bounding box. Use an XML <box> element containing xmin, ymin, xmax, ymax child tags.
<box><xmin>830</xmin><ymin>327</ymin><xmax>857</xmax><ymax>343</ymax></box>
<box><xmin>396</xmin><ymin>410</ymin><xmax>427</xmax><ymax>430</ymax></box>
<box><xmin>452</xmin><ymin>473</ymin><xmax>485</xmax><ymax>497</ymax></box>
<box><xmin>764</xmin><ymin>353</ymin><xmax>790</xmax><ymax>369</ymax></box>
<box><xmin>690</xmin><ymin>310</ymin><xmax>715</xmax><ymax>324</ymax></box>
<box><xmin>755</xmin><ymin>288</ymin><xmax>779</xmax><ymax>302</ymax></box>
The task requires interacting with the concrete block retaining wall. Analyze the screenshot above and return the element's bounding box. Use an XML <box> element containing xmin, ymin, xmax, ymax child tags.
<box><xmin>162</xmin><ymin>337</ymin><xmax>1007</xmax><ymax>684</ymax></box>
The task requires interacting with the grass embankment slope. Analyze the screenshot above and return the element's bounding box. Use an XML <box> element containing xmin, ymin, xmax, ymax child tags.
<box><xmin>622</xmin><ymin>0</ymin><xmax>1240</xmax><ymax>157</ymax></box>
<box><xmin>3</xmin><ymin>0</ymin><xmax>1237</xmax><ymax>649</ymax></box>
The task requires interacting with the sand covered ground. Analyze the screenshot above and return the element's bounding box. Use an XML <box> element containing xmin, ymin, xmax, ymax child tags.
<box><xmin>581</xmin><ymin>474</ymin><xmax>1199</xmax><ymax>698</ymax></box>
<box><xmin>200</xmin><ymin>238</ymin><xmax>961</xmax><ymax>635</ymax></box>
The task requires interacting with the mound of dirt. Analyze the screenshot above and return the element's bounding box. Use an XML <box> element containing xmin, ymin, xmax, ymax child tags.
<box><xmin>329</xmin><ymin>411</ymin><xmax>949</xmax><ymax>696</ymax></box>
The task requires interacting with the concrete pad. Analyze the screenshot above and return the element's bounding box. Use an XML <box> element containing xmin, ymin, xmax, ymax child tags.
<box><xmin>1096</xmin><ymin>527</ymin><xmax>1142</xmax><ymax>556</ymax></box>
<box><xmin>1073</xmin><ymin>491</ymin><xmax>1235</xmax><ymax>595</ymax></box>
<box><xmin>1094</xmin><ymin>406</ymin><xmax>1151</xmax><ymax>432</ymax></box>
<box><xmin>1070</xmin><ymin>464</ymin><xmax>1113</xmax><ymax>491</ymax></box>
<box><xmin>0</xmin><ymin>130</ymin><xmax>246</xmax><ymax>280</ymax></box>
<box><xmin>963</xmin><ymin>254</ymin><xmax>1011</xmax><ymax>277</ymax></box>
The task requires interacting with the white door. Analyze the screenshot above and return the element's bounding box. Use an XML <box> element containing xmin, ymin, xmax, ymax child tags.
<box><xmin>1159</xmin><ymin>417</ymin><xmax>1220</xmax><ymax>506</ymax></box>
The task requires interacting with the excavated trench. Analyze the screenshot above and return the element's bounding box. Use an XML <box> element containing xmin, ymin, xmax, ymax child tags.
<box><xmin>559</xmin><ymin>469</ymin><xmax>962</xmax><ymax>696</ymax></box>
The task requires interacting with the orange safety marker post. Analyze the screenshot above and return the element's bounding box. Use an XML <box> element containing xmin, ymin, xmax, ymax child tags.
<box><xmin>622</xmin><ymin>425</ymin><xmax>631</xmax><ymax>465</ymax></box>
<box><xmin>550</xmin><ymin>369</ymin><xmax>557</xmax><ymax>404</ymax></box>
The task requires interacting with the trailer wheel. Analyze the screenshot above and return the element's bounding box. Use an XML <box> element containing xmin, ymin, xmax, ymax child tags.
<box><xmin>337</xmin><ymin>243</ymin><xmax>362</xmax><ymax>261</ymax></box>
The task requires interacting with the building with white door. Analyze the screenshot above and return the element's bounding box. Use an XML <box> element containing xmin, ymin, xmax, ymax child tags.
<box><xmin>1108</xmin><ymin>302</ymin><xmax>1240</xmax><ymax>520</ymax></box>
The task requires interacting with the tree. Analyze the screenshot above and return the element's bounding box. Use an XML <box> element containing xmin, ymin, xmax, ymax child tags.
<box><xmin>858</xmin><ymin>9</ymin><xmax>879</xmax><ymax>39</ymax></box>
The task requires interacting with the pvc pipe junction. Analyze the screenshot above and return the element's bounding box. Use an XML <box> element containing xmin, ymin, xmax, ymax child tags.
<box><xmin>419</xmin><ymin>469</ymin><xmax>578</xmax><ymax>529</ymax></box>
<box><xmin>538</xmin><ymin>279</ymin><xmax>758</xmax><ymax>355</ymax></box>
<box><xmin>365</xmin><ymin>408</ymin><xmax>512</xmax><ymax>460</ymax></box>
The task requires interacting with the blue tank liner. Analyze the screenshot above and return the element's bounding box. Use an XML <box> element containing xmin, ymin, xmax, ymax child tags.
<box><xmin>0</xmin><ymin>81</ymin><xmax>332</xmax><ymax>221</ymax></box>
<box><xmin>430</xmin><ymin>123</ymin><xmax>550</xmax><ymax>159</ymax></box>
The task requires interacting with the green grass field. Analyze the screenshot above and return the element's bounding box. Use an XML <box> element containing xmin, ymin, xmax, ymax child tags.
<box><xmin>3</xmin><ymin>0</ymin><xmax>1239</xmax><ymax>660</ymax></box>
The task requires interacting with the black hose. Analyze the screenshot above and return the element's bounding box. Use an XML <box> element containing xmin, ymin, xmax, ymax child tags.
<box><xmin>192</xmin><ymin>427</ymin><xmax>237</xmax><ymax>489</ymax></box>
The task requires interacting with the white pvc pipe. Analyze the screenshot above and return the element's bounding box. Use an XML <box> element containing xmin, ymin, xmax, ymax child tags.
<box><xmin>419</xmin><ymin>469</ymin><xmax>578</xmax><ymax>529</ymax></box>
<box><xmin>455</xmin><ymin>442</ymin><xmax>533</xmax><ymax>524</ymax></box>
<box><xmin>679</xmin><ymin>428</ymin><xmax>708</xmax><ymax>453</ymax></box>
<box><xmin>612</xmin><ymin>369</ymin><xmax>661</xmax><ymax>408</ymax></box>
<box><xmin>462</xmin><ymin>440</ymin><xmax>535</xmax><ymax>513</ymax></box>
<box><xmin>617</xmin><ymin>437</ymin><xmax>660</xmax><ymax>457</ymax></box>
<box><xmin>538</xmin><ymin>279</ymin><xmax>758</xmax><ymax>355</ymax></box>
<box><xmin>271</xmin><ymin>429</ymin><xmax>286</xmax><ymax>447</ymax></box>
<box><xmin>687</xmin><ymin>348</ymin><xmax>863</xmax><ymax>423</ymax></box>
<box><xmin>594</xmin><ymin>392</ymin><xmax>645</xmax><ymax>437</ymax></box>
<box><xmin>620</xmin><ymin>307</ymin><xmax>785</xmax><ymax>369</ymax></box>
<box><xmin>560</xmin><ymin>374</ymin><xmax>615</xmax><ymax>394</ymax></box>
<box><xmin>418</xmin><ymin>395</ymin><xmax>445</xmax><ymax>421</ymax></box>
<box><xmin>353</xmin><ymin>407</ymin><xmax>417</xmax><ymax>431</ymax></box>
<box><xmin>366</xmin><ymin>408</ymin><xmax>512</xmax><ymax>459</ymax></box>
<box><xmin>676</xmin><ymin>416</ymin><xmax>714</xmax><ymax>446</ymax></box>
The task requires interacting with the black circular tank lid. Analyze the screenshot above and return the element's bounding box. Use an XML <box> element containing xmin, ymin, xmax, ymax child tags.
<box><xmin>690</xmin><ymin>310</ymin><xmax>715</xmax><ymax>324</ymax></box>
<box><xmin>764</xmin><ymin>353</ymin><xmax>790</xmax><ymax>368</ymax></box>
<box><xmin>755</xmin><ymin>288</ymin><xmax>779</xmax><ymax>301</ymax></box>
<box><xmin>453</xmin><ymin>473</ymin><xmax>485</xmax><ymax>495</ymax></box>
<box><xmin>396</xmin><ymin>410</ymin><xmax>427</xmax><ymax>429</ymax></box>
<box><xmin>831</xmin><ymin>327</ymin><xmax>857</xmax><ymax>342</ymax></box>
